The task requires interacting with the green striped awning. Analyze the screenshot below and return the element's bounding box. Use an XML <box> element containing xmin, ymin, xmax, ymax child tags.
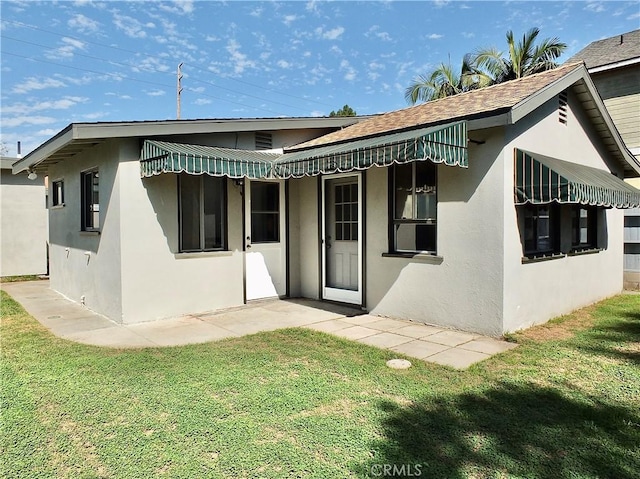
<box><xmin>140</xmin><ymin>140</ymin><xmax>279</xmax><ymax>179</ymax></box>
<box><xmin>514</xmin><ymin>149</ymin><xmax>640</xmax><ymax>208</ymax></box>
<box><xmin>139</xmin><ymin>121</ymin><xmax>468</xmax><ymax>179</ymax></box>
<box><xmin>276</xmin><ymin>121</ymin><xmax>468</xmax><ymax>178</ymax></box>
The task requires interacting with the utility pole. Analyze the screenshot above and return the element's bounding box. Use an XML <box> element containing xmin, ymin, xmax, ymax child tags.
<box><xmin>177</xmin><ymin>62</ymin><xmax>184</xmax><ymax>119</ymax></box>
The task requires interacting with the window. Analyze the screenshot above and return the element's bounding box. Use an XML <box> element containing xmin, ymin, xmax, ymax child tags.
<box><xmin>522</xmin><ymin>204</ymin><xmax>559</xmax><ymax>256</ymax></box>
<box><xmin>334</xmin><ymin>183</ymin><xmax>358</xmax><ymax>241</ymax></box>
<box><xmin>179</xmin><ymin>174</ymin><xmax>226</xmax><ymax>251</ymax></box>
<box><xmin>81</xmin><ymin>170</ymin><xmax>99</xmax><ymax>231</ymax></box>
<box><xmin>251</xmin><ymin>182</ymin><xmax>279</xmax><ymax>243</ymax></box>
<box><xmin>391</xmin><ymin>162</ymin><xmax>437</xmax><ymax>253</ymax></box>
<box><xmin>52</xmin><ymin>179</ymin><xmax>64</xmax><ymax>206</ymax></box>
<box><xmin>571</xmin><ymin>206</ymin><xmax>597</xmax><ymax>250</ymax></box>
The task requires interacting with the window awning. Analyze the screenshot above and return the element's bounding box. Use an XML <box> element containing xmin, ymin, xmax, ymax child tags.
<box><xmin>140</xmin><ymin>140</ymin><xmax>278</xmax><ymax>179</ymax></box>
<box><xmin>140</xmin><ymin>121</ymin><xmax>468</xmax><ymax>179</ymax></box>
<box><xmin>514</xmin><ymin>149</ymin><xmax>640</xmax><ymax>208</ymax></box>
<box><xmin>275</xmin><ymin>120</ymin><xmax>468</xmax><ymax>178</ymax></box>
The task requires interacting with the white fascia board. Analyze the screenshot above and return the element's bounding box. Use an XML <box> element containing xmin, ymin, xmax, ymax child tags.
<box><xmin>73</xmin><ymin>117</ymin><xmax>366</xmax><ymax>140</ymax></box>
<box><xmin>589</xmin><ymin>57</ymin><xmax>640</xmax><ymax>74</ymax></box>
<box><xmin>12</xmin><ymin>125</ymin><xmax>74</xmax><ymax>174</ymax></box>
<box><xmin>509</xmin><ymin>66</ymin><xmax>587</xmax><ymax>124</ymax></box>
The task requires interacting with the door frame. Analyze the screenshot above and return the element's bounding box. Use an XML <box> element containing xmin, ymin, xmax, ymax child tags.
<box><xmin>243</xmin><ymin>178</ymin><xmax>287</xmax><ymax>301</ymax></box>
<box><xmin>321</xmin><ymin>172</ymin><xmax>363</xmax><ymax>305</ymax></box>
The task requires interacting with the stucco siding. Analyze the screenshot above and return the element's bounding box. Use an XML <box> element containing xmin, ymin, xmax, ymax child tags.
<box><xmin>118</xmin><ymin>140</ymin><xmax>245</xmax><ymax>323</ymax></box>
<box><xmin>47</xmin><ymin>140</ymin><xmax>123</xmax><ymax>321</ymax></box>
<box><xmin>502</xmin><ymin>90</ymin><xmax>624</xmax><ymax>332</ymax></box>
<box><xmin>0</xmin><ymin>169</ymin><xmax>48</xmax><ymax>276</ymax></box>
<box><xmin>366</xmin><ymin>130</ymin><xmax>507</xmax><ymax>336</ymax></box>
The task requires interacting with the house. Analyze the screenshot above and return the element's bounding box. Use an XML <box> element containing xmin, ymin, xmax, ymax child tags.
<box><xmin>0</xmin><ymin>157</ymin><xmax>48</xmax><ymax>277</ymax></box>
<box><xmin>567</xmin><ymin>29</ymin><xmax>640</xmax><ymax>289</ymax></box>
<box><xmin>13</xmin><ymin>62</ymin><xmax>640</xmax><ymax>336</ymax></box>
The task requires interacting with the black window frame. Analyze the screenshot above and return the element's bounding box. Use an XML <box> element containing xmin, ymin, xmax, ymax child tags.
<box><xmin>52</xmin><ymin>179</ymin><xmax>64</xmax><ymax>207</ymax></box>
<box><xmin>571</xmin><ymin>205</ymin><xmax>597</xmax><ymax>251</ymax></box>
<box><xmin>521</xmin><ymin>203</ymin><xmax>560</xmax><ymax>257</ymax></box>
<box><xmin>81</xmin><ymin>169</ymin><xmax>99</xmax><ymax>231</ymax></box>
<box><xmin>178</xmin><ymin>174</ymin><xmax>227</xmax><ymax>252</ymax></box>
<box><xmin>389</xmin><ymin>161</ymin><xmax>437</xmax><ymax>254</ymax></box>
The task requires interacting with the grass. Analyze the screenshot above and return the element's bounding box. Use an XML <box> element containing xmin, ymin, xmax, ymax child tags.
<box><xmin>1</xmin><ymin>290</ymin><xmax>639</xmax><ymax>479</ymax></box>
<box><xmin>0</xmin><ymin>275</ymin><xmax>45</xmax><ymax>283</ymax></box>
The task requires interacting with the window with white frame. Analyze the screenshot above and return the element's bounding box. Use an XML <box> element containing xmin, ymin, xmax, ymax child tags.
<box><xmin>391</xmin><ymin>161</ymin><xmax>437</xmax><ymax>253</ymax></box>
<box><xmin>52</xmin><ymin>179</ymin><xmax>64</xmax><ymax>207</ymax></box>
<box><xmin>179</xmin><ymin>174</ymin><xmax>226</xmax><ymax>252</ymax></box>
<box><xmin>81</xmin><ymin>170</ymin><xmax>99</xmax><ymax>231</ymax></box>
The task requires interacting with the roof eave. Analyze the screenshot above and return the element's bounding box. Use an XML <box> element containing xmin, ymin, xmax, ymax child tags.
<box><xmin>510</xmin><ymin>64</ymin><xmax>640</xmax><ymax>178</ymax></box>
<box><xmin>13</xmin><ymin>124</ymin><xmax>75</xmax><ymax>174</ymax></box>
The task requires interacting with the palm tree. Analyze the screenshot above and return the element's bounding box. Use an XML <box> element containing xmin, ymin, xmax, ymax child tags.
<box><xmin>405</xmin><ymin>54</ymin><xmax>491</xmax><ymax>104</ymax></box>
<box><xmin>471</xmin><ymin>27</ymin><xmax>567</xmax><ymax>84</ymax></box>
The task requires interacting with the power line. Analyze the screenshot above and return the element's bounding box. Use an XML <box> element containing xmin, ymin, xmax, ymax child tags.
<box><xmin>2</xmin><ymin>19</ymin><xmax>333</xmax><ymax>111</ymax></box>
<box><xmin>1</xmin><ymin>50</ymin><xmax>291</xmax><ymax>116</ymax></box>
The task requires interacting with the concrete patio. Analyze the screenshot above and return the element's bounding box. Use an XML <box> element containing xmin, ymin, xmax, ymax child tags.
<box><xmin>1</xmin><ymin>280</ymin><xmax>517</xmax><ymax>369</ymax></box>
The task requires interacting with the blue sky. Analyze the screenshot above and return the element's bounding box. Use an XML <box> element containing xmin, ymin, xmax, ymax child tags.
<box><xmin>1</xmin><ymin>0</ymin><xmax>639</xmax><ymax>157</ymax></box>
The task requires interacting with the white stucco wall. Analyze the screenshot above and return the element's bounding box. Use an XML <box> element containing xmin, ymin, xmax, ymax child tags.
<box><xmin>0</xmin><ymin>166</ymin><xmax>48</xmax><ymax>276</ymax></box>
<box><xmin>501</xmin><ymin>90</ymin><xmax>625</xmax><ymax>332</ymax></box>
<box><xmin>118</xmin><ymin>139</ymin><xmax>245</xmax><ymax>324</ymax></box>
<box><xmin>47</xmin><ymin>140</ymin><xmax>124</xmax><ymax>321</ymax></box>
<box><xmin>366</xmin><ymin>131</ymin><xmax>507</xmax><ymax>336</ymax></box>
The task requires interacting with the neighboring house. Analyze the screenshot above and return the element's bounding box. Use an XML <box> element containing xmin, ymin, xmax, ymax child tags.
<box><xmin>0</xmin><ymin>157</ymin><xmax>48</xmax><ymax>277</ymax></box>
<box><xmin>567</xmin><ymin>30</ymin><xmax>640</xmax><ymax>289</ymax></box>
<box><xmin>13</xmin><ymin>62</ymin><xmax>640</xmax><ymax>335</ymax></box>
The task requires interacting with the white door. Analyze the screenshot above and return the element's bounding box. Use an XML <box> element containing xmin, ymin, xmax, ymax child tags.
<box><xmin>244</xmin><ymin>179</ymin><xmax>286</xmax><ymax>301</ymax></box>
<box><xmin>322</xmin><ymin>174</ymin><xmax>362</xmax><ymax>305</ymax></box>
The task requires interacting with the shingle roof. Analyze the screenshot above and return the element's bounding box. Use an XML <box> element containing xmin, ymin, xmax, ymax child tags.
<box><xmin>566</xmin><ymin>29</ymin><xmax>640</xmax><ymax>69</ymax></box>
<box><xmin>288</xmin><ymin>62</ymin><xmax>583</xmax><ymax>151</ymax></box>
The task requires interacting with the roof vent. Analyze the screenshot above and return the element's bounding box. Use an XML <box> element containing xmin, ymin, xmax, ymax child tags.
<box><xmin>558</xmin><ymin>90</ymin><xmax>568</xmax><ymax>125</ymax></box>
<box><xmin>255</xmin><ymin>132</ymin><xmax>272</xmax><ymax>150</ymax></box>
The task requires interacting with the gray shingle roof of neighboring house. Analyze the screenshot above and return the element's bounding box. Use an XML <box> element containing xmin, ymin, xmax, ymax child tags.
<box><xmin>566</xmin><ymin>29</ymin><xmax>640</xmax><ymax>70</ymax></box>
<box><xmin>289</xmin><ymin>62</ymin><xmax>583</xmax><ymax>150</ymax></box>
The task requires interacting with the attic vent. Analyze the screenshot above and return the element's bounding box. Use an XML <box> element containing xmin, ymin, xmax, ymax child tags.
<box><xmin>558</xmin><ymin>90</ymin><xmax>568</xmax><ymax>125</ymax></box>
<box><xmin>255</xmin><ymin>132</ymin><xmax>273</xmax><ymax>150</ymax></box>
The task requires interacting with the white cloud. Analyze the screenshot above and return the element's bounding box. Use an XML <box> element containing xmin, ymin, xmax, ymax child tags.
<box><xmin>12</xmin><ymin>77</ymin><xmax>66</xmax><ymax>94</ymax></box>
<box><xmin>226</xmin><ymin>39</ymin><xmax>256</xmax><ymax>74</ymax></box>
<box><xmin>250</xmin><ymin>6</ymin><xmax>264</xmax><ymax>17</ymax></box>
<box><xmin>306</xmin><ymin>1</ymin><xmax>320</xmax><ymax>14</ymax></box>
<box><xmin>36</xmin><ymin>128</ymin><xmax>58</xmax><ymax>136</ymax></box>
<box><xmin>133</xmin><ymin>57</ymin><xmax>171</xmax><ymax>73</ymax></box>
<box><xmin>82</xmin><ymin>112</ymin><xmax>108</xmax><ymax>119</ymax></box>
<box><xmin>585</xmin><ymin>2</ymin><xmax>605</xmax><ymax>13</ymax></box>
<box><xmin>147</xmin><ymin>89</ymin><xmax>166</xmax><ymax>97</ymax></box>
<box><xmin>159</xmin><ymin>0</ymin><xmax>194</xmax><ymax>15</ymax></box>
<box><xmin>277</xmin><ymin>60</ymin><xmax>292</xmax><ymax>69</ymax></box>
<box><xmin>427</xmin><ymin>33</ymin><xmax>443</xmax><ymax>40</ymax></box>
<box><xmin>340</xmin><ymin>59</ymin><xmax>356</xmax><ymax>81</ymax></box>
<box><xmin>45</xmin><ymin>37</ymin><xmax>86</xmax><ymax>60</ymax></box>
<box><xmin>3</xmin><ymin>96</ymin><xmax>88</xmax><ymax>114</ymax></box>
<box><xmin>627</xmin><ymin>12</ymin><xmax>640</xmax><ymax>20</ymax></box>
<box><xmin>366</xmin><ymin>26</ymin><xmax>392</xmax><ymax>42</ymax></box>
<box><xmin>68</xmin><ymin>13</ymin><xmax>99</xmax><ymax>33</ymax></box>
<box><xmin>2</xmin><ymin>116</ymin><xmax>57</xmax><ymax>127</ymax></box>
<box><xmin>434</xmin><ymin>0</ymin><xmax>449</xmax><ymax>7</ymax></box>
<box><xmin>113</xmin><ymin>13</ymin><xmax>150</xmax><ymax>38</ymax></box>
<box><xmin>194</xmin><ymin>98</ymin><xmax>212</xmax><ymax>105</ymax></box>
<box><xmin>461</xmin><ymin>32</ymin><xmax>475</xmax><ymax>39</ymax></box>
<box><xmin>283</xmin><ymin>14</ymin><xmax>298</xmax><ymax>26</ymax></box>
<box><xmin>316</xmin><ymin>26</ymin><xmax>345</xmax><ymax>40</ymax></box>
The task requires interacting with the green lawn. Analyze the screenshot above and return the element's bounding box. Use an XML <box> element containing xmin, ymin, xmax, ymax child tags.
<box><xmin>1</xmin><ymin>290</ymin><xmax>639</xmax><ymax>479</ymax></box>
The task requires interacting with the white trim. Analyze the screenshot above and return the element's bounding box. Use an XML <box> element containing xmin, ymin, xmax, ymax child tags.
<box><xmin>321</xmin><ymin>172</ymin><xmax>363</xmax><ymax>305</ymax></box>
<box><xmin>588</xmin><ymin>57</ymin><xmax>640</xmax><ymax>74</ymax></box>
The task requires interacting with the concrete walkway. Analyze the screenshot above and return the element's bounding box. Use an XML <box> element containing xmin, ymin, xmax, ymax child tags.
<box><xmin>1</xmin><ymin>280</ymin><xmax>517</xmax><ymax>369</ymax></box>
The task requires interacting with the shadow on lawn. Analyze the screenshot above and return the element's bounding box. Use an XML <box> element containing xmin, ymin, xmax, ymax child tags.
<box><xmin>577</xmin><ymin>310</ymin><xmax>640</xmax><ymax>364</ymax></box>
<box><xmin>360</xmin><ymin>382</ymin><xmax>639</xmax><ymax>479</ymax></box>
